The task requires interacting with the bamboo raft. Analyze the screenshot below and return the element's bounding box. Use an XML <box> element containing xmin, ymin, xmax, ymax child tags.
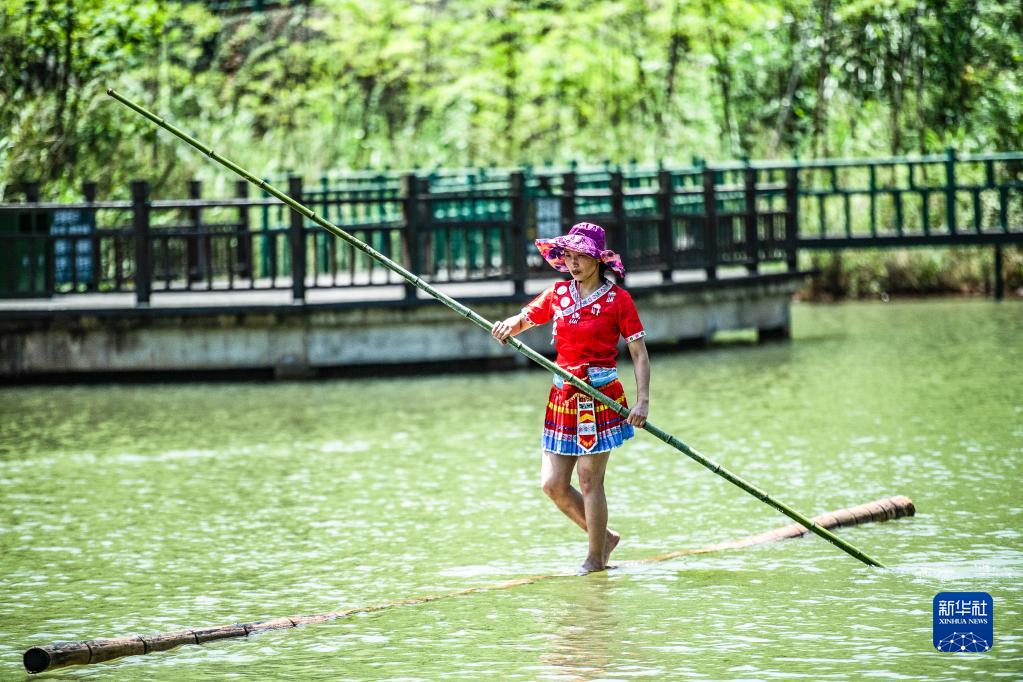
<box><xmin>23</xmin><ymin>495</ymin><xmax>914</xmax><ymax>674</ymax></box>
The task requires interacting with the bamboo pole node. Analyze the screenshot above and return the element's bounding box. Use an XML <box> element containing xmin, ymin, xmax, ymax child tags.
<box><xmin>23</xmin><ymin>495</ymin><xmax>914</xmax><ymax>674</ymax></box>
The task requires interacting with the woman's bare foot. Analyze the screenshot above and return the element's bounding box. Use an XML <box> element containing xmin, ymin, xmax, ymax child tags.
<box><xmin>604</xmin><ymin>530</ymin><xmax>621</xmax><ymax>565</ymax></box>
<box><xmin>578</xmin><ymin>532</ymin><xmax>620</xmax><ymax>573</ymax></box>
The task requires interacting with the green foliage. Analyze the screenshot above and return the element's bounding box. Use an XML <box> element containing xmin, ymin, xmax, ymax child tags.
<box><xmin>1</xmin><ymin>0</ymin><xmax>1021</xmax><ymax>200</ymax></box>
<box><xmin>800</xmin><ymin>247</ymin><xmax>1023</xmax><ymax>299</ymax></box>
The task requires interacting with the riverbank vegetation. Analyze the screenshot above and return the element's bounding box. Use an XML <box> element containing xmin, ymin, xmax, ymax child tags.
<box><xmin>3</xmin><ymin>0</ymin><xmax>1020</xmax><ymax>196</ymax></box>
<box><xmin>1</xmin><ymin>0</ymin><xmax>1020</xmax><ymax>296</ymax></box>
<box><xmin>799</xmin><ymin>247</ymin><xmax>1022</xmax><ymax>300</ymax></box>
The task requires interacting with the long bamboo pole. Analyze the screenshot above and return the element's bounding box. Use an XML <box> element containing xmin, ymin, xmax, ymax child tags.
<box><xmin>105</xmin><ymin>89</ymin><xmax>886</xmax><ymax>569</ymax></box>
<box><xmin>23</xmin><ymin>496</ymin><xmax>913</xmax><ymax>674</ymax></box>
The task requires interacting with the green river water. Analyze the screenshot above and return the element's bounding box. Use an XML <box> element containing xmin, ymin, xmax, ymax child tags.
<box><xmin>1</xmin><ymin>299</ymin><xmax>1021</xmax><ymax>680</ymax></box>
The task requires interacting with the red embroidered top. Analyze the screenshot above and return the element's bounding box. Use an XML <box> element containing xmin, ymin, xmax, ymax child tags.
<box><xmin>521</xmin><ymin>279</ymin><xmax>646</xmax><ymax>371</ymax></box>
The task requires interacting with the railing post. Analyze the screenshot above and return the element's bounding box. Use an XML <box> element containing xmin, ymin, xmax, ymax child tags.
<box><xmin>701</xmin><ymin>167</ymin><xmax>718</xmax><ymax>281</ymax></box>
<box><xmin>83</xmin><ymin>181</ymin><xmax>99</xmax><ymax>291</ymax></box>
<box><xmin>994</xmin><ymin>244</ymin><xmax>1004</xmax><ymax>301</ymax></box>
<box><xmin>610</xmin><ymin>169</ymin><xmax>627</xmax><ymax>284</ymax></box>
<box><xmin>131</xmin><ymin>180</ymin><xmax>152</xmax><ymax>306</ymax></box>
<box><xmin>22</xmin><ymin>182</ymin><xmax>48</xmax><ymax>296</ymax></box>
<box><xmin>784</xmin><ymin>167</ymin><xmax>799</xmax><ymax>272</ymax></box>
<box><xmin>743</xmin><ymin>162</ymin><xmax>759</xmax><ymax>274</ymax></box>
<box><xmin>188</xmin><ymin>179</ymin><xmax>202</xmax><ymax>282</ymax></box>
<box><xmin>235</xmin><ymin>180</ymin><xmax>253</xmax><ymax>279</ymax></box>
<box><xmin>23</xmin><ymin>181</ymin><xmax>40</xmax><ymax>203</ymax></box>
<box><xmin>259</xmin><ymin>178</ymin><xmax>272</xmax><ymax>279</ymax></box>
<box><xmin>318</xmin><ymin>175</ymin><xmax>331</xmax><ymax>273</ymax></box>
<box><xmin>560</xmin><ymin>170</ymin><xmax>576</xmax><ymax>231</ymax></box>
<box><xmin>509</xmin><ymin>171</ymin><xmax>528</xmax><ymax>297</ymax></box>
<box><xmin>402</xmin><ymin>173</ymin><xmax>422</xmax><ymax>302</ymax></box>
<box><xmin>657</xmin><ymin>169</ymin><xmax>675</xmax><ymax>282</ymax></box>
<box><xmin>945</xmin><ymin>146</ymin><xmax>957</xmax><ymax>235</ymax></box>
<box><xmin>288</xmin><ymin>175</ymin><xmax>306</xmax><ymax>303</ymax></box>
<box><xmin>868</xmin><ymin>164</ymin><xmax>878</xmax><ymax>237</ymax></box>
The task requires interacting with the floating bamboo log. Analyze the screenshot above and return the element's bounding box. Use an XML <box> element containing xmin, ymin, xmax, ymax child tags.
<box><xmin>635</xmin><ymin>494</ymin><xmax>915</xmax><ymax>563</ymax></box>
<box><xmin>23</xmin><ymin>495</ymin><xmax>914</xmax><ymax>674</ymax></box>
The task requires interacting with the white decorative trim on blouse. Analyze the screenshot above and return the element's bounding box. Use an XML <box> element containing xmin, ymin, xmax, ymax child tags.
<box><xmin>624</xmin><ymin>330</ymin><xmax>647</xmax><ymax>343</ymax></box>
<box><xmin>561</xmin><ymin>279</ymin><xmax>613</xmax><ymax>318</ymax></box>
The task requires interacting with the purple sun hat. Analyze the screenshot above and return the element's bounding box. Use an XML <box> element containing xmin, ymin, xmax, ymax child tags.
<box><xmin>534</xmin><ymin>222</ymin><xmax>625</xmax><ymax>277</ymax></box>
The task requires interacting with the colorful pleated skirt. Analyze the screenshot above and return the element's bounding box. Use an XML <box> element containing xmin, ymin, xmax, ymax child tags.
<box><xmin>541</xmin><ymin>370</ymin><xmax>635</xmax><ymax>456</ymax></box>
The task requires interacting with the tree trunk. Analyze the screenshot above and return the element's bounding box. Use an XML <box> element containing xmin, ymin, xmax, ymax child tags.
<box><xmin>770</xmin><ymin>17</ymin><xmax>804</xmax><ymax>156</ymax></box>
<box><xmin>702</xmin><ymin>1</ymin><xmax>738</xmax><ymax>155</ymax></box>
<box><xmin>811</xmin><ymin>0</ymin><xmax>834</xmax><ymax>158</ymax></box>
<box><xmin>913</xmin><ymin>0</ymin><xmax>926</xmax><ymax>153</ymax></box>
<box><xmin>501</xmin><ymin>29</ymin><xmax>518</xmax><ymax>160</ymax></box>
<box><xmin>661</xmin><ymin>0</ymin><xmax>686</xmax><ymax>137</ymax></box>
<box><xmin>889</xmin><ymin>6</ymin><xmax>914</xmax><ymax>154</ymax></box>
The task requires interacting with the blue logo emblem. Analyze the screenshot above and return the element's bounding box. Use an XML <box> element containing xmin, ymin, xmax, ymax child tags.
<box><xmin>933</xmin><ymin>592</ymin><xmax>993</xmax><ymax>652</ymax></box>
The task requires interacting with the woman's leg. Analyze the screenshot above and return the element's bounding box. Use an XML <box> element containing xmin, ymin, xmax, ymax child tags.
<box><xmin>541</xmin><ymin>450</ymin><xmax>620</xmax><ymax>570</ymax></box>
<box><xmin>540</xmin><ymin>451</ymin><xmax>585</xmax><ymax>529</ymax></box>
<box><xmin>576</xmin><ymin>451</ymin><xmax>611</xmax><ymax>572</ymax></box>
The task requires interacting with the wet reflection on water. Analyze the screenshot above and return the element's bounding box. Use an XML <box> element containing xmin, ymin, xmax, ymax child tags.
<box><xmin>536</xmin><ymin>573</ymin><xmax>617</xmax><ymax>680</ymax></box>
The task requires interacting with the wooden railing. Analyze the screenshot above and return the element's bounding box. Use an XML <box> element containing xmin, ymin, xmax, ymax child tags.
<box><xmin>2</xmin><ymin>150</ymin><xmax>1020</xmax><ymax>303</ymax></box>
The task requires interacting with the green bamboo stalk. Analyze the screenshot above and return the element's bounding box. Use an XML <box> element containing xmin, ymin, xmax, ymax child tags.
<box><xmin>106</xmin><ymin>89</ymin><xmax>886</xmax><ymax>568</ymax></box>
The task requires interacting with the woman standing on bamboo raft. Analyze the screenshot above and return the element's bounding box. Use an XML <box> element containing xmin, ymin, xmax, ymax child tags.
<box><xmin>491</xmin><ymin>222</ymin><xmax>650</xmax><ymax>573</ymax></box>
